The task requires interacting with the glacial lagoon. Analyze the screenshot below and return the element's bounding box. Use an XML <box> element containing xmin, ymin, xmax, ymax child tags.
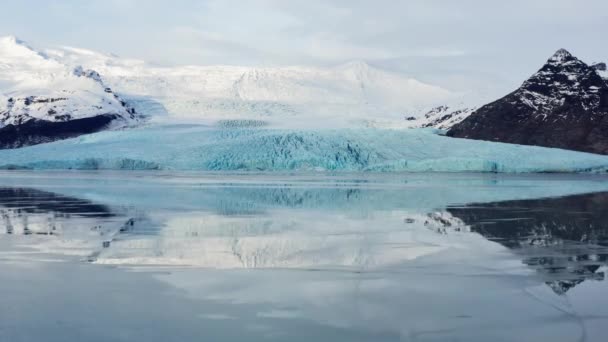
<box><xmin>1</xmin><ymin>171</ymin><xmax>608</xmax><ymax>341</ymax></box>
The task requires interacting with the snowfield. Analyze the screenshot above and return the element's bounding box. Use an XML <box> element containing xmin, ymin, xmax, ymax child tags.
<box><xmin>1</xmin><ymin>126</ymin><xmax>608</xmax><ymax>173</ymax></box>
<box><xmin>39</xmin><ymin>38</ymin><xmax>478</xmax><ymax>128</ymax></box>
<box><xmin>0</xmin><ymin>35</ymin><xmax>486</xmax><ymax>132</ymax></box>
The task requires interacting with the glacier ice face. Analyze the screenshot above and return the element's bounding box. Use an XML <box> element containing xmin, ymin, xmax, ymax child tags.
<box><xmin>1</xmin><ymin>126</ymin><xmax>608</xmax><ymax>173</ymax></box>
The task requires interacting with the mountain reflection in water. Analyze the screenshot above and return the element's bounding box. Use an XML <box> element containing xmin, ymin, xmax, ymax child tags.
<box><xmin>0</xmin><ymin>187</ymin><xmax>117</xmax><ymax>236</ymax></box>
<box><xmin>2</xmin><ymin>183</ymin><xmax>608</xmax><ymax>296</ymax></box>
<box><xmin>448</xmin><ymin>192</ymin><xmax>608</xmax><ymax>294</ymax></box>
<box><xmin>2</xmin><ymin>174</ymin><xmax>608</xmax><ymax>342</ymax></box>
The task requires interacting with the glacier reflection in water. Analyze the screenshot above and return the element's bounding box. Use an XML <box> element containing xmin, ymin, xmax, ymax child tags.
<box><xmin>1</xmin><ymin>172</ymin><xmax>608</xmax><ymax>342</ymax></box>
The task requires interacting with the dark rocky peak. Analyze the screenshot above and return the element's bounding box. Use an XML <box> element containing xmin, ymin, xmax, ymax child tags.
<box><xmin>447</xmin><ymin>49</ymin><xmax>608</xmax><ymax>155</ymax></box>
<box><xmin>517</xmin><ymin>49</ymin><xmax>608</xmax><ymax>113</ymax></box>
<box><xmin>547</xmin><ymin>48</ymin><xmax>575</xmax><ymax>64</ymax></box>
<box><xmin>525</xmin><ymin>49</ymin><xmax>601</xmax><ymax>88</ymax></box>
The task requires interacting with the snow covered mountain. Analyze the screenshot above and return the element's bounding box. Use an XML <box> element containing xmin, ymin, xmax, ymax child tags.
<box><xmin>40</xmin><ymin>40</ymin><xmax>476</xmax><ymax>128</ymax></box>
<box><xmin>0</xmin><ymin>36</ymin><xmax>139</xmax><ymax>148</ymax></box>
<box><xmin>449</xmin><ymin>49</ymin><xmax>608</xmax><ymax>154</ymax></box>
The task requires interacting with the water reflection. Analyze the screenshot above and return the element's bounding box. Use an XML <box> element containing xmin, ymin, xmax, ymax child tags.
<box><xmin>0</xmin><ymin>187</ymin><xmax>115</xmax><ymax>218</ymax></box>
<box><xmin>2</xmin><ymin>182</ymin><xmax>607</xmax><ymax>295</ymax></box>
<box><xmin>448</xmin><ymin>193</ymin><xmax>608</xmax><ymax>294</ymax></box>
<box><xmin>2</xmin><ymin>176</ymin><xmax>608</xmax><ymax>341</ymax></box>
<box><xmin>0</xmin><ymin>187</ymin><xmax>117</xmax><ymax>236</ymax></box>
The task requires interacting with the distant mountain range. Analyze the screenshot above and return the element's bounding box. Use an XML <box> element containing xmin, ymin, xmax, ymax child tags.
<box><xmin>448</xmin><ymin>49</ymin><xmax>608</xmax><ymax>155</ymax></box>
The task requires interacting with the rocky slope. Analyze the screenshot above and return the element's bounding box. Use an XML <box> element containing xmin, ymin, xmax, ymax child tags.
<box><xmin>448</xmin><ymin>49</ymin><xmax>608</xmax><ymax>154</ymax></box>
<box><xmin>0</xmin><ymin>36</ymin><xmax>140</xmax><ymax>149</ymax></box>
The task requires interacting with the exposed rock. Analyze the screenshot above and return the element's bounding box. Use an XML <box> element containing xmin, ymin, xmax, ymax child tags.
<box><xmin>0</xmin><ymin>114</ymin><xmax>119</xmax><ymax>149</ymax></box>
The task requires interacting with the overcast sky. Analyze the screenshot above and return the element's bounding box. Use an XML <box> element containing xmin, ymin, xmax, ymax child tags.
<box><xmin>1</xmin><ymin>0</ymin><xmax>607</xmax><ymax>92</ymax></box>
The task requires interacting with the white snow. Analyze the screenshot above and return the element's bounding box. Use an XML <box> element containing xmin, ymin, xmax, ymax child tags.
<box><xmin>38</xmin><ymin>38</ymin><xmax>478</xmax><ymax>128</ymax></box>
<box><xmin>0</xmin><ymin>36</ymin><xmax>137</xmax><ymax>128</ymax></box>
<box><xmin>1</xmin><ymin>126</ymin><xmax>608</xmax><ymax>173</ymax></box>
<box><xmin>411</xmin><ymin>105</ymin><xmax>476</xmax><ymax>130</ymax></box>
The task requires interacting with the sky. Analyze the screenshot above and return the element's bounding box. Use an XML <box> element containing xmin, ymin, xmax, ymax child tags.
<box><xmin>1</xmin><ymin>0</ymin><xmax>607</xmax><ymax>92</ymax></box>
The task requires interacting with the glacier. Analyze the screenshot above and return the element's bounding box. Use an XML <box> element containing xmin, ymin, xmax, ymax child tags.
<box><xmin>1</xmin><ymin>126</ymin><xmax>608</xmax><ymax>173</ymax></box>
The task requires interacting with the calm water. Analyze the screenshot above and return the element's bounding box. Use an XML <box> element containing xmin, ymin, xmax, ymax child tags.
<box><xmin>1</xmin><ymin>171</ymin><xmax>608</xmax><ymax>342</ymax></box>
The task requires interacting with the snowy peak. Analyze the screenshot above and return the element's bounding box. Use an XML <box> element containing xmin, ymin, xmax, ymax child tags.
<box><xmin>0</xmin><ymin>35</ymin><xmax>44</xmax><ymax>56</ymax></box>
<box><xmin>0</xmin><ymin>36</ymin><xmax>55</xmax><ymax>69</ymax></box>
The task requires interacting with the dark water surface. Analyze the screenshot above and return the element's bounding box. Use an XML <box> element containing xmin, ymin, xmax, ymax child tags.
<box><xmin>1</xmin><ymin>171</ymin><xmax>608</xmax><ymax>342</ymax></box>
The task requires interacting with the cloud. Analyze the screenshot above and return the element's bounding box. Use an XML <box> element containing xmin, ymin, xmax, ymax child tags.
<box><xmin>166</xmin><ymin>26</ymin><xmax>275</xmax><ymax>65</ymax></box>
